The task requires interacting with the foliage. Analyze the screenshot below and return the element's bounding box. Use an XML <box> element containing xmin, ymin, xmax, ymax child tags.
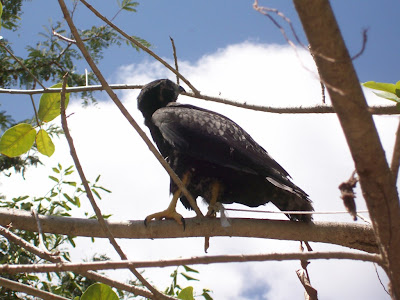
<box><xmin>0</xmin><ymin>163</ymin><xmax>111</xmax><ymax>299</ymax></box>
<box><xmin>81</xmin><ymin>283</ymin><xmax>119</xmax><ymax>300</ymax></box>
<box><xmin>164</xmin><ymin>265</ymin><xmax>213</xmax><ymax>300</ymax></box>
<box><xmin>0</xmin><ymin>0</ymin><xmax>149</xmax><ymax>104</ymax></box>
<box><xmin>0</xmin><ymin>82</ymin><xmax>69</xmax><ymax>157</ymax></box>
<box><xmin>362</xmin><ymin>80</ymin><xmax>400</xmax><ymax>103</ymax></box>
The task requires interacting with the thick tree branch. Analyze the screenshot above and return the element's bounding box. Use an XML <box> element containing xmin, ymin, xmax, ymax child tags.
<box><xmin>0</xmin><ymin>251</ymin><xmax>382</xmax><ymax>274</ymax></box>
<box><xmin>293</xmin><ymin>1</ymin><xmax>400</xmax><ymax>298</ymax></box>
<box><xmin>0</xmin><ymin>208</ymin><xmax>378</xmax><ymax>253</ymax></box>
<box><xmin>390</xmin><ymin>120</ymin><xmax>400</xmax><ymax>182</ymax></box>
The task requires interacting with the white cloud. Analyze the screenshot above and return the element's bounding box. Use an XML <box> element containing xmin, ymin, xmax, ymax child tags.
<box><xmin>1</xmin><ymin>42</ymin><xmax>393</xmax><ymax>299</ymax></box>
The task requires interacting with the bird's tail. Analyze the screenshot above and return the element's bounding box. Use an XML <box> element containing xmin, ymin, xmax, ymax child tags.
<box><xmin>271</xmin><ymin>191</ymin><xmax>313</xmax><ymax>222</ymax></box>
<box><xmin>266</xmin><ymin>177</ymin><xmax>313</xmax><ymax>222</ymax></box>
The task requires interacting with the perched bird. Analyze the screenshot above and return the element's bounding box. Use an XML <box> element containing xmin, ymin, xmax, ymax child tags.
<box><xmin>137</xmin><ymin>79</ymin><xmax>313</xmax><ymax>224</ymax></box>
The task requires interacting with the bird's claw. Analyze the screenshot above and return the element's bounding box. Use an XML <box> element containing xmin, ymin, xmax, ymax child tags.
<box><xmin>206</xmin><ymin>203</ymin><xmax>220</xmax><ymax>217</ymax></box>
<box><xmin>144</xmin><ymin>209</ymin><xmax>185</xmax><ymax>230</ymax></box>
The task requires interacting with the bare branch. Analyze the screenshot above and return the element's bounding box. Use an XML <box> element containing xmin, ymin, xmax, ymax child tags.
<box><xmin>0</xmin><ymin>208</ymin><xmax>379</xmax><ymax>253</ymax></box>
<box><xmin>78</xmin><ymin>0</ymin><xmax>199</xmax><ymax>95</ymax></box>
<box><xmin>391</xmin><ymin>119</ymin><xmax>400</xmax><ymax>182</ymax></box>
<box><xmin>351</xmin><ymin>28</ymin><xmax>369</xmax><ymax>61</ymax></box>
<box><xmin>0</xmin><ymin>276</ymin><xmax>70</xmax><ymax>300</ymax></box>
<box><xmin>169</xmin><ymin>36</ymin><xmax>180</xmax><ymax>85</ymax></box>
<box><xmin>0</xmin><ymin>84</ymin><xmax>399</xmax><ymax>115</ymax></box>
<box><xmin>293</xmin><ymin>0</ymin><xmax>400</xmax><ymax>297</ymax></box>
<box><xmin>0</xmin><ymin>251</ymin><xmax>382</xmax><ymax>275</ymax></box>
<box><xmin>0</xmin><ymin>225</ymin><xmax>154</xmax><ymax>298</ymax></box>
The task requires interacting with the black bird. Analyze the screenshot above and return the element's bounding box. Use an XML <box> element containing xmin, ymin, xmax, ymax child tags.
<box><xmin>137</xmin><ymin>79</ymin><xmax>313</xmax><ymax>224</ymax></box>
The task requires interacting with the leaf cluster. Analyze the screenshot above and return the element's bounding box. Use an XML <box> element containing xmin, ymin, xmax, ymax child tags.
<box><xmin>362</xmin><ymin>80</ymin><xmax>400</xmax><ymax>104</ymax></box>
<box><xmin>164</xmin><ymin>265</ymin><xmax>213</xmax><ymax>300</ymax></box>
<box><xmin>0</xmin><ymin>163</ymin><xmax>111</xmax><ymax>299</ymax></box>
<box><xmin>0</xmin><ymin>82</ymin><xmax>70</xmax><ymax>158</ymax></box>
<box><xmin>0</xmin><ymin>0</ymin><xmax>150</xmax><ymax>104</ymax></box>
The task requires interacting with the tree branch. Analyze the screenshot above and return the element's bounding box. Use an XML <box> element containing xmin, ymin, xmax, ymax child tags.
<box><xmin>293</xmin><ymin>1</ymin><xmax>400</xmax><ymax>298</ymax></box>
<box><xmin>0</xmin><ymin>251</ymin><xmax>382</xmax><ymax>275</ymax></box>
<box><xmin>0</xmin><ymin>85</ymin><xmax>398</xmax><ymax>115</ymax></box>
<box><xmin>0</xmin><ymin>208</ymin><xmax>379</xmax><ymax>253</ymax></box>
<box><xmin>78</xmin><ymin>0</ymin><xmax>199</xmax><ymax>95</ymax></box>
<box><xmin>391</xmin><ymin>119</ymin><xmax>400</xmax><ymax>182</ymax></box>
<box><xmin>59</xmin><ymin>72</ymin><xmax>164</xmax><ymax>298</ymax></box>
<box><xmin>58</xmin><ymin>0</ymin><xmax>202</xmax><ymax>224</ymax></box>
<box><xmin>0</xmin><ymin>225</ymin><xmax>155</xmax><ymax>298</ymax></box>
<box><xmin>0</xmin><ymin>276</ymin><xmax>70</xmax><ymax>300</ymax></box>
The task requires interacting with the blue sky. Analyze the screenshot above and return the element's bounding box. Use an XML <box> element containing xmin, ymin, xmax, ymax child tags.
<box><xmin>1</xmin><ymin>1</ymin><xmax>399</xmax><ymax>299</ymax></box>
<box><xmin>1</xmin><ymin>0</ymin><xmax>400</xmax><ymax>122</ymax></box>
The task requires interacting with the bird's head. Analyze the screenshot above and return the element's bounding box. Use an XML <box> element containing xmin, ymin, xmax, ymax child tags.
<box><xmin>137</xmin><ymin>79</ymin><xmax>185</xmax><ymax>120</ymax></box>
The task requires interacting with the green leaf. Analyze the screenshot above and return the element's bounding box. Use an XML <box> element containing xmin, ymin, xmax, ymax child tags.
<box><xmin>92</xmin><ymin>188</ymin><xmax>101</xmax><ymax>200</ymax></box>
<box><xmin>36</xmin><ymin>129</ymin><xmax>55</xmax><ymax>157</ymax></box>
<box><xmin>396</xmin><ymin>80</ymin><xmax>400</xmax><ymax>98</ymax></box>
<box><xmin>178</xmin><ymin>286</ymin><xmax>194</xmax><ymax>300</ymax></box>
<box><xmin>74</xmin><ymin>196</ymin><xmax>81</xmax><ymax>208</ymax></box>
<box><xmin>48</xmin><ymin>176</ymin><xmax>59</xmax><ymax>183</ymax></box>
<box><xmin>371</xmin><ymin>91</ymin><xmax>400</xmax><ymax>103</ymax></box>
<box><xmin>81</xmin><ymin>283</ymin><xmax>119</xmax><ymax>300</ymax></box>
<box><xmin>201</xmin><ymin>289</ymin><xmax>214</xmax><ymax>300</ymax></box>
<box><xmin>38</xmin><ymin>83</ymin><xmax>70</xmax><ymax>122</ymax></box>
<box><xmin>0</xmin><ymin>2</ymin><xmax>3</xmax><ymax>32</ymax></box>
<box><xmin>181</xmin><ymin>273</ymin><xmax>199</xmax><ymax>282</ymax></box>
<box><xmin>52</xmin><ymin>167</ymin><xmax>60</xmax><ymax>173</ymax></box>
<box><xmin>0</xmin><ymin>123</ymin><xmax>36</xmax><ymax>157</ymax></box>
<box><xmin>362</xmin><ymin>81</ymin><xmax>396</xmax><ymax>94</ymax></box>
<box><xmin>183</xmin><ymin>265</ymin><xmax>199</xmax><ymax>274</ymax></box>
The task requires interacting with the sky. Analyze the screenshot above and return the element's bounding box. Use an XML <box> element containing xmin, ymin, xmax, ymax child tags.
<box><xmin>1</xmin><ymin>0</ymin><xmax>400</xmax><ymax>299</ymax></box>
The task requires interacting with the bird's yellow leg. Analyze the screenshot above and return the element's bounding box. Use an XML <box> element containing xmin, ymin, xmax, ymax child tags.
<box><xmin>145</xmin><ymin>172</ymin><xmax>191</xmax><ymax>225</ymax></box>
<box><xmin>206</xmin><ymin>180</ymin><xmax>221</xmax><ymax>217</ymax></box>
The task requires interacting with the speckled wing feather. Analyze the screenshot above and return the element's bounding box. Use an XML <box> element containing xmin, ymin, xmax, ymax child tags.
<box><xmin>152</xmin><ymin>103</ymin><xmax>306</xmax><ymax>195</ymax></box>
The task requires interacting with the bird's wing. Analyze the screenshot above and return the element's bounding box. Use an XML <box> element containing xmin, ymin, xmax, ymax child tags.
<box><xmin>152</xmin><ymin>104</ymin><xmax>298</xmax><ymax>187</ymax></box>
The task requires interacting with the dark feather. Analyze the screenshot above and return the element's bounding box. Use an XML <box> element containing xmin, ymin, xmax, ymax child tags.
<box><xmin>138</xmin><ymin>79</ymin><xmax>313</xmax><ymax>221</ymax></box>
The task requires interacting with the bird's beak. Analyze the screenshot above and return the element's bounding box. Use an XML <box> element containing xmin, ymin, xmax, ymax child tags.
<box><xmin>178</xmin><ymin>86</ymin><xmax>186</xmax><ymax>94</ymax></box>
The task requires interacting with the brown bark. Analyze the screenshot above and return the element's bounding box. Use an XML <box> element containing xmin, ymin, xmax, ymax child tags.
<box><xmin>0</xmin><ymin>208</ymin><xmax>378</xmax><ymax>253</ymax></box>
<box><xmin>293</xmin><ymin>1</ymin><xmax>400</xmax><ymax>298</ymax></box>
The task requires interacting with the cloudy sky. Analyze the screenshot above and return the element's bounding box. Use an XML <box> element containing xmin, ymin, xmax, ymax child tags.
<box><xmin>1</xmin><ymin>1</ymin><xmax>400</xmax><ymax>299</ymax></box>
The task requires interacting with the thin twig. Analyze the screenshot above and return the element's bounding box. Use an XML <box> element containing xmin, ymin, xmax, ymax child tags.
<box><xmin>0</xmin><ymin>225</ymin><xmax>154</xmax><ymax>298</ymax></box>
<box><xmin>57</xmin><ymin>5</ymin><xmax>177</xmax><ymax>298</ymax></box>
<box><xmin>373</xmin><ymin>263</ymin><xmax>390</xmax><ymax>296</ymax></box>
<box><xmin>390</xmin><ymin>119</ymin><xmax>400</xmax><ymax>182</ymax></box>
<box><xmin>0</xmin><ymin>276</ymin><xmax>70</xmax><ymax>300</ymax></box>
<box><xmin>31</xmin><ymin>208</ymin><xmax>52</xmax><ymax>255</ymax></box>
<box><xmin>351</xmin><ymin>29</ymin><xmax>368</xmax><ymax>61</ymax></box>
<box><xmin>52</xmin><ymin>29</ymin><xmax>76</xmax><ymax>43</ymax></box>
<box><xmin>0</xmin><ymin>42</ymin><xmax>47</xmax><ymax>90</ymax></box>
<box><xmin>253</xmin><ymin>0</ymin><xmax>346</xmax><ymax>96</ymax></box>
<box><xmin>169</xmin><ymin>36</ymin><xmax>180</xmax><ymax>85</ymax></box>
<box><xmin>29</xmin><ymin>94</ymin><xmax>41</xmax><ymax>127</ymax></box>
<box><xmin>58</xmin><ymin>0</ymin><xmax>203</xmax><ymax>221</ymax></box>
<box><xmin>78</xmin><ymin>0</ymin><xmax>199</xmax><ymax>95</ymax></box>
<box><xmin>0</xmin><ymin>251</ymin><xmax>383</xmax><ymax>274</ymax></box>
